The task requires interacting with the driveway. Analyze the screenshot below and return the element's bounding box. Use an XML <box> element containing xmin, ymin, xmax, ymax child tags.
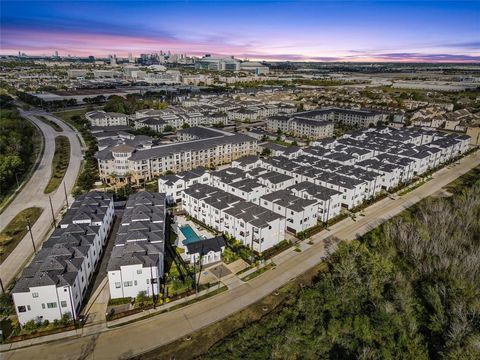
<box><xmin>0</xmin><ymin>110</ymin><xmax>83</xmax><ymax>291</ymax></box>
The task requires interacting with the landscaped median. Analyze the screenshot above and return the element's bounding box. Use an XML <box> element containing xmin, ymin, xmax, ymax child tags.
<box><xmin>37</xmin><ymin>116</ymin><xmax>63</xmax><ymax>132</ymax></box>
<box><xmin>44</xmin><ymin>135</ymin><xmax>70</xmax><ymax>194</ymax></box>
<box><xmin>0</xmin><ymin>207</ymin><xmax>43</xmax><ymax>264</ymax></box>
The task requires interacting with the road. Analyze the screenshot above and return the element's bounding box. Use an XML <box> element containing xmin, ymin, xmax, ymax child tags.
<box><xmin>2</xmin><ymin>150</ymin><xmax>478</xmax><ymax>360</ymax></box>
<box><xmin>0</xmin><ymin>110</ymin><xmax>83</xmax><ymax>291</ymax></box>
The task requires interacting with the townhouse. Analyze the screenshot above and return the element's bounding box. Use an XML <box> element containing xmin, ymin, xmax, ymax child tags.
<box><xmin>107</xmin><ymin>192</ymin><xmax>166</xmax><ymax>299</ymax></box>
<box><xmin>259</xmin><ymin>190</ymin><xmax>318</xmax><ymax>233</ymax></box>
<box><xmin>158</xmin><ymin>167</ymin><xmax>210</xmax><ymax>204</ymax></box>
<box><xmin>182</xmin><ymin>184</ymin><xmax>286</xmax><ymax>252</ymax></box>
<box><xmin>12</xmin><ymin>192</ymin><xmax>114</xmax><ymax>325</ymax></box>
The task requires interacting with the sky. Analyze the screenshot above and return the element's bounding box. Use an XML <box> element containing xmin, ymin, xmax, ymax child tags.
<box><xmin>1</xmin><ymin>0</ymin><xmax>479</xmax><ymax>62</ymax></box>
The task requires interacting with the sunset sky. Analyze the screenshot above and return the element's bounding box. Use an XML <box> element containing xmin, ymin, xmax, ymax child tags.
<box><xmin>1</xmin><ymin>0</ymin><xmax>479</xmax><ymax>62</ymax></box>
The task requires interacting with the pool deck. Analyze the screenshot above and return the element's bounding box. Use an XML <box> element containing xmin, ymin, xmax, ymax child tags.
<box><xmin>175</xmin><ymin>216</ymin><xmax>216</xmax><ymax>251</ymax></box>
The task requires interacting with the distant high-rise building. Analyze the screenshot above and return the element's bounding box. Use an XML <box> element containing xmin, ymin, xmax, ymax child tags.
<box><xmin>128</xmin><ymin>53</ymin><xmax>134</xmax><ymax>63</ymax></box>
<box><xmin>55</xmin><ymin>50</ymin><xmax>59</xmax><ymax>57</ymax></box>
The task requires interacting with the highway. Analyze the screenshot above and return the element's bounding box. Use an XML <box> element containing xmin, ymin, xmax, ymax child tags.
<box><xmin>0</xmin><ymin>110</ymin><xmax>84</xmax><ymax>291</ymax></box>
<box><xmin>2</xmin><ymin>149</ymin><xmax>478</xmax><ymax>360</ymax></box>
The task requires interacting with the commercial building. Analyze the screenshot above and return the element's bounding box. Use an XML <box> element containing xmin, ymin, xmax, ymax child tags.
<box><xmin>107</xmin><ymin>192</ymin><xmax>166</xmax><ymax>299</ymax></box>
<box><xmin>195</xmin><ymin>55</ymin><xmax>240</xmax><ymax>71</ymax></box>
<box><xmin>12</xmin><ymin>192</ymin><xmax>114</xmax><ymax>325</ymax></box>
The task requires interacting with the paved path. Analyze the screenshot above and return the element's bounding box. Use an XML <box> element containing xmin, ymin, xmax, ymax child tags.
<box><xmin>0</xmin><ymin>110</ymin><xmax>83</xmax><ymax>291</ymax></box>
<box><xmin>2</xmin><ymin>150</ymin><xmax>479</xmax><ymax>360</ymax></box>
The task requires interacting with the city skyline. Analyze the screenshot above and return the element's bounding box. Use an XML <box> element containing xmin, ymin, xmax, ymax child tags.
<box><xmin>1</xmin><ymin>0</ymin><xmax>479</xmax><ymax>62</ymax></box>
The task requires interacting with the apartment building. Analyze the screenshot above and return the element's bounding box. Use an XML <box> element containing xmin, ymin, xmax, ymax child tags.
<box><xmin>107</xmin><ymin>192</ymin><xmax>166</xmax><ymax>299</ymax></box>
<box><xmin>267</xmin><ymin>115</ymin><xmax>334</xmax><ymax>140</ymax></box>
<box><xmin>85</xmin><ymin>110</ymin><xmax>128</xmax><ymax>127</ymax></box>
<box><xmin>182</xmin><ymin>184</ymin><xmax>286</xmax><ymax>252</ymax></box>
<box><xmin>96</xmin><ymin>133</ymin><xmax>258</xmax><ymax>184</ymax></box>
<box><xmin>12</xmin><ymin>192</ymin><xmax>114</xmax><ymax>325</ymax></box>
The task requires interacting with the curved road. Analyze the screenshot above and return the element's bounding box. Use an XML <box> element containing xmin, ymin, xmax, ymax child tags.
<box><xmin>0</xmin><ymin>110</ymin><xmax>83</xmax><ymax>291</ymax></box>
<box><xmin>2</xmin><ymin>150</ymin><xmax>478</xmax><ymax>360</ymax></box>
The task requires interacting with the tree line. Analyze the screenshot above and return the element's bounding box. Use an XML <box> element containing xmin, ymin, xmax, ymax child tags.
<box><xmin>204</xmin><ymin>173</ymin><xmax>480</xmax><ymax>360</ymax></box>
<box><xmin>0</xmin><ymin>95</ymin><xmax>38</xmax><ymax>200</ymax></box>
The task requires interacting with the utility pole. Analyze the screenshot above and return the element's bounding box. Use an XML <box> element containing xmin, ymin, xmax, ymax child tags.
<box><xmin>0</xmin><ymin>277</ymin><xmax>4</xmax><ymax>294</ymax></box>
<box><xmin>26</xmin><ymin>218</ymin><xmax>36</xmax><ymax>254</ymax></box>
<box><xmin>63</xmin><ymin>182</ymin><xmax>69</xmax><ymax>208</ymax></box>
<box><xmin>49</xmin><ymin>195</ymin><xmax>56</xmax><ymax>228</ymax></box>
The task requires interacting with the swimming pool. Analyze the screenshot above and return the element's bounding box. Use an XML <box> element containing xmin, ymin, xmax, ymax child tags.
<box><xmin>180</xmin><ymin>225</ymin><xmax>201</xmax><ymax>244</ymax></box>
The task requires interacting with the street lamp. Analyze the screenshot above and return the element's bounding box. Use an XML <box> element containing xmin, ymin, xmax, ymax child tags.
<box><xmin>26</xmin><ymin>218</ymin><xmax>36</xmax><ymax>254</ymax></box>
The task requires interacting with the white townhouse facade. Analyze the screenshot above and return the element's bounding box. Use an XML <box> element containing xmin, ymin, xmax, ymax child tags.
<box><xmin>85</xmin><ymin>111</ymin><xmax>128</xmax><ymax>127</ymax></box>
<box><xmin>158</xmin><ymin>167</ymin><xmax>210</xmax><ymax>203</ymax></box>
<box><xmin>107</xmin><ymin>192</ymin><xmax>167</xmax><ymax>299</ymax></box>
<box><xmin>259</xmin><ymin>190</ymin><xmax>318</xmax><ymax>233</ymax></box>
<box><xmin>12</xmin><ymin>192</ymin><xmax>114</xmax><ymax>325</ymax></box>
<box><xmin>182</xmin><ymin>184</ymin><xmax>286</xmax><ymax>253</ymax></box>
<box><xmin>288</xmin><ymin>182</ymin><xmax>342</xmax><ymax>223</ymax></box>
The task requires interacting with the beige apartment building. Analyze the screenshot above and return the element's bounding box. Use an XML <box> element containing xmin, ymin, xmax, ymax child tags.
<box><xmin>96</xmin><ymin>134</ymin><xmax>258</xmax><ymax>184</ymax></box>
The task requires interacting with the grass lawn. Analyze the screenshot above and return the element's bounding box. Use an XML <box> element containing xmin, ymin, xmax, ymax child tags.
<box><xmin>52</xmin><ymin>109</ymin><xmax>87</xmax><ymax>124</ymax></box>
<box><xmin>38</xmin><ymin>116</ymin><xmax>63</xmax><ymax>132</ymax></box>
<box><xmin>0</xmin><ymin>207</ymin><xmax>43</xmax><ymax>264</ymax></box>
<box><xmin>44</xmin><ymin>136</ymin><xmax>70</xmax><ymax>194</ymax></box>
<box><xmin>241</xmin><ymin>262</ymin><xmax>276</xmax><ymax>281</ymax></box>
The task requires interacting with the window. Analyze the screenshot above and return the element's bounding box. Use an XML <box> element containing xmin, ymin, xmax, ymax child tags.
<box><xmin>134</xmin><ymin>280</ymin><xmax>138</xmax><ymax>286</ymax></box>
<box><xmin>32</xmin><ymin>292</ymin><xmax>39</xmax><ymax>298</ymax></box>
<box><xmin>47</xmin><ymin>302</ymin><xmax>58</xmax><ymax>309</ymax></box>
<box><xmin>115</xmin><ymin>282</ymin><xmax>121</xmax><ymax>288</ymax></box>
<box><xmin>27</xmin><ymin>305</ymin><xmax>31</xmax><ymax>311</ymax></box>
<box><xmin>61</xmin><ymin>301</ymin><xmax>68</xmax><ymax>308</ymax></box>
<box><xmin>146</xmin><ymin>279</ymin><xmax>150</xmax><ymax>284</ymax></box>
<box><xmin>17</xmin><ymin>306</ymin><xmax>26</xmax><ymax>313</ymax></box>
<box><xmin>124</xmin><ymin>281</ymin><xmax>133</xmax><ymax>287</ymax></box>
<box><xmin>42</xmin><ymin>303</ymin><xmax>45</xmax><ymax>309</ymax></box>
<box><xmin>136</xmin><ymin>269</ymin><xmax>142</xmax><ymax>275</ymax></box>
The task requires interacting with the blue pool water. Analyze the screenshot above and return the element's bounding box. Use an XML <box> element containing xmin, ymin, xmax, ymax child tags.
<box><xmin>180</xmin><ymin>225</ymin><xmax>201</xmax><ymax>244</ymax></box>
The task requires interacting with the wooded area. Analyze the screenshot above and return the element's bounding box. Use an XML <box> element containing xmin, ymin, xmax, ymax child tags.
<box><xmin>0</xmin><ymin>95</ymin><xmax>40</xmax><ymax>202</ymax></box>
<box><xmin>205</xmin><ymin>172</ymin><xmax>480</xmax><ymax>360</ymax></box>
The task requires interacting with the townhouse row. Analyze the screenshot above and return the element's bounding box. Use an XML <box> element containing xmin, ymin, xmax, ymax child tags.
<box><xmin>107</xmin><ymin>192</ymin><xmax>167</xmax><ymax>299</ymax></box>
<box><xmin>12</xmin><ymin>192</ymin><xmax>115</xmax><ymax>325</ymax></box>
<box><xmin>182</xmin><ymin>184</ymin><xmax>286</xmax><ymax>252</ymax></box>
